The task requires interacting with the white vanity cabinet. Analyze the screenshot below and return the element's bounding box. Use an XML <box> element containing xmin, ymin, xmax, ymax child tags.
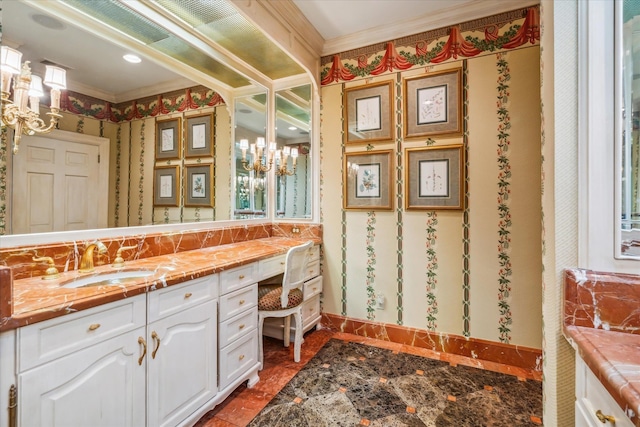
<box><xmin>262</xmin><ymin>244</ymin><xmax>323</xmax><ymax>340</ymax></box>
<box><xmin>575</xmin><ymin>354</ymin><xmax>633</xmax><ymax>427</ymax></box>
<box><xmin>16</xmin><ymin>295</ymin><xmax>148</xmax><ymax>427</ymax></box>
<box><xmin>13</xmin><ymin>274</ymin><xmax>219</xmax><ymax>427</ymax></box>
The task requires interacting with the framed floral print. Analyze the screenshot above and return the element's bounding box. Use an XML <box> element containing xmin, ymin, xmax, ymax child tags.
<box><xmin>155</xmin><ymin>118</ymin><xmax>182</xmax><ymax>160</ymax></box>
<box><xmin>153</xmin><ymin>165</ymin><xmax>180</xmax><ymax>207</ymax></box>
<box><xmin>343</xmin><ymin>149</ymin><xmax>393</xmax><ymax>210</ymax></box>
<box><xmin>405</xmin><ymin>145</ymin><xmax>464</xmax><ymax>210</ymax></box>
<box><xmin>344</xmin><ymin>81</ymin><xmax>393</xmax><ymax>144</ymax></box>
<box><xmin>185</xmin><ymin>113</ymin><xmax>214</xmax><ymax>158</ymax></box>
<box><xmin>403</xmin><ymin>69</ymin><xmax>462</xmax><ymax>139</ymax></box>
<box><xmin>185</xmin><ymin>164</ymin><xmax>214</xmax><ymax>207</ymax></box>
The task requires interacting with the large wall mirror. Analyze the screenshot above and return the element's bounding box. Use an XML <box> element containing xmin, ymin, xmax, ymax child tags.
<box><xmin>1</xmin><ymin>0</ymin><xmax>314</xmax><ymax>243</ymax></box>
<box><xmin>617</xmin><ymin>1</ymin><xmax>640</xmax><ymax>259</ymax></box>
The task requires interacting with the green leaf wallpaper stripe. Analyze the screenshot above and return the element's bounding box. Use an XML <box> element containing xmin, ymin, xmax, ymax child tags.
<box><xmin>365</xmin><ymin>211</ymin><xmax>377</xmax><ymax>320</ymax></box>
<box><xmin>0</xmin><ymin>128</ymin><xmax>7</xmax><ymax>235</ymax></box>
<box><xmin>425</xmin><ymin>211</ymin><xmax>439</xmax><ymax>331</ymax></box>
<box><xmin>137</xmin><ymin>122</ymin><xmax>145</xmax><ymax>225</ymax></box>
<box><xmin>462</xmin><ymin>60</ymin><xmax>471</xmax><ymax>338</ymax></box>
<box><xmin>396</xmin><ymin>75</ymin><xmax>404</xmax><ymax>325</ymax></box>
<box><xmin>496</xmin><ymin>52</ymin><xmax>513</xmax><ymax>344</ymax></box>
<box><xmin>340</xmin><ymin>84</ymin><xmax>347</xmax><ymax>316</ymax></box>
<box><xmin>114</xmin><ymin>126</ymin><xmax>122</xmax><ymax>227</ymax></box>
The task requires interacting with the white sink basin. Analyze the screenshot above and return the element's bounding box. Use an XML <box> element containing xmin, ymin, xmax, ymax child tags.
<box><xmin>61</xmin><ymin>270</ymin><xmax>155</xmax><ymax>289</ymax></box>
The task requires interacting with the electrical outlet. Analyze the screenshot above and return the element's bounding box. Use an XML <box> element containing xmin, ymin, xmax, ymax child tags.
<box><xmin>292</xmin><ymin>226</ymin><xmax>300</xmax><ymax>234</ymax></box>
<box><xmin>376</xmin><ymin>295</ymin><xmax>385</xmax><ymax>310</ymax></box>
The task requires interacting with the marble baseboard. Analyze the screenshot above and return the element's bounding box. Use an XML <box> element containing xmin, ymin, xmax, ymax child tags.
<box><xmin>320</xmin><ymin>313</ymin><xmax>542</xmax><ymax>373</ymax></box>
<box><xmin>564</xmin><ymin>268</ymin><xmax>640</xmax><ymax>334</ymax></box>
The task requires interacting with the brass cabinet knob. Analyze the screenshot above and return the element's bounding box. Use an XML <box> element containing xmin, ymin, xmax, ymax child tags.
<box><xmin>595</xmin><ymin>410</ymin><xmax>615</xmax><ymax>424</ymax></box>
<box><xmin>184</xmin><ymin>292</ymin><xmax>193</xmax><ymax>299</ymax></box>
<box><xmin>88</xmin><ymin>323</ymin><xmax>101</xmax><ymax>331</ymax></box>
<box><xmin>239</xmin><ymin>274</ymin><xmax>245</xmax><ymax>279</ymax></box>
<box><xmin>239</xmin><ymin>324</ymin><xmax>245</xmax><ymax>330</ymax></box>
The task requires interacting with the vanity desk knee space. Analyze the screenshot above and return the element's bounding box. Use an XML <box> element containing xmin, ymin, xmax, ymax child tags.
<box><xmin>0</xmin><ymin>237</ymin><xmax>322</xmax><ymax>427</ymax></box>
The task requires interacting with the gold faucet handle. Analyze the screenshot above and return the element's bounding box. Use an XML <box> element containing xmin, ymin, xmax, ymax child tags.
<box><xmin>112</xmin><ymin>245</ymin><xmax>138</xmax><ymax>268</ymax></box>
<box><xmin>32</xmin><ymin>256</ymin><xmax>60</xmax><ymax>280</ymax></box>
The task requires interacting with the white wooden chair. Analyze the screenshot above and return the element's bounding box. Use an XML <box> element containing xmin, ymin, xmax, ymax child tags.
<box><xmin>257</xmin><ymin>240</ymin><xmax>313</xmax><ymax>368</ymax></box>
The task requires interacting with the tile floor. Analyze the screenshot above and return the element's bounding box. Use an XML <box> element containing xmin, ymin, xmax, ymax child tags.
<box><xmin>194</xmin><ymin>328</ymin><xmax>542</xmax><ymax>427</ymax></box>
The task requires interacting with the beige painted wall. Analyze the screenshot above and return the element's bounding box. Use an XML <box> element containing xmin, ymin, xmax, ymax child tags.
<box><xmin>320</xmin><ymin>45</ymin><xmax>542</xmax><ymax>349</ymax></box>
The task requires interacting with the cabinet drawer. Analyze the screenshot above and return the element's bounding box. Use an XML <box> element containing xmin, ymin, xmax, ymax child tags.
<box><xmin>308</xmin><ymin>245</ymin><xmax>320</xmax><ymax>262</ymax></box>
<box><xmin>258</xmin><ymin>254</ymin><xmax>286</xmax><ymax>280</ymax></box>
<box><xmin>219</xmin><ymin>263</ymin><xmax>258</xmax><ymax>295</ymax></box>
<box><xmin>219</xmin><ymin>285</ymin><xmax>257</xmax><ymax>321</ymax></box>
<box><xmin>301</xmin><ymin>296</ymin><xmax>321</xmax><ymax>326</ymax></box>
<box><xmin>304</xmin><ymin>260</ymin><xmax>320</xmax><ymax>281</ymax></box>
<box><xmin>148</xmin><ymin>275</ymin><xmax>218</xmax><ymax>322</ymax></box>
<box><xmin>303</xmin><ymin>275</ymin><xmax>323</xmax><ymax>300</ymax></box>
<box><xmin>18</xmin><ymin>295</ymin><xmax>146</xmax><ymax>372</ymax></box>
<box><xmin>219</xmin><ymin>307</ymin><xmax>257</xmax><ymax>349</ymax></box>
<box><xmin>219</xmin><ymin>331</ymin><xmax>258</xmax><ymax>389</ymax></box>
<box><xmin>575</xmin><ymin>355</ymin><xmax>634</xmax><ymax>427</ymax></box>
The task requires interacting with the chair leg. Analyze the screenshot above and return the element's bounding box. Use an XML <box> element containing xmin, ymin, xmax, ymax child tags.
<box><xmin>293</xmin><ymin>309</ymin><xmax>303</xmax><ymax>363</ymax></box>
<box><xmin>258</xmin><ymin>313</ymin><xmax>265</xmax><ymax>370</ymax></box>
<box><xmin>283</xmin><ymin>314</ymin><xmax>291</xmax><ymax>348</ymax></box>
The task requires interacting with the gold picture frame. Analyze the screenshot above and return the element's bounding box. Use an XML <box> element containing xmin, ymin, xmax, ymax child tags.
<box><xmin>185</xmin><ymin>164</ymin><xmax>214</xmax><ymax>207</ymax></box>
<box><xmin>343</xmin><ymin>149</ymin><xmax>394</xmax><ymax>210</ymax></box>
<box><xmin>155</xmin><ymin>118</ymin><xmax>182</xmax><ymax>160</ymax></box>
<box><xmin>344</xmin><ymin>81</ymin><xmax>393</xmax><ymax>144</ymax></box>
<box><xmin>153</xmin><ymin>165</ymin><xmax>180</xmax><ymax>207</ymax></box>
<box><xmin>403</xmin><ymin>69</ymin><xmax>462</xmax><ymax>139</ymax></box>
<box><xmin>185</xmin><ymin>113</ymin><xmax>214</xmax><ymax>158</ymax></box>
<box><xmin>405</xmin><ymin>145</ymin><xmax>464</xmax><ymax>210</ymax></box>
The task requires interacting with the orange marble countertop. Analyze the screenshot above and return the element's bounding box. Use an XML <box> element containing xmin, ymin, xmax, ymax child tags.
<box><xmin>564</xmin><ymin>325</ymin><xmax>640</xmax><ymax>426</ymax></box>
<box><xmin>1</xmin><ymin>236</ymin><xmax>319</xmax><ymax>331</ymax></box>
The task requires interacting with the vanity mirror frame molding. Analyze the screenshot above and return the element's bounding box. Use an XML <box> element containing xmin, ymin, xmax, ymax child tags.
<box><xmin>0</xmin><ymin>0</ymin><xmax>322</xmax><ymax>247</ymax></box>
<box><xmin>578</xmin><ymin>0</ymin><xmax>639</xmax><ymax>272</ymax></box>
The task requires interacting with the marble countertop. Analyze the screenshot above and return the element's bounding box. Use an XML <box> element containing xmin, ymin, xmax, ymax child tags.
<box><xmin>1</xmin><ymin>236</ymin><xmax>319</xmax><ymax>331</ymax></box>
<box><xmin>564</xmin><ymin>325</ymin><xmax>640</xmax><ymax>426</ymax></box>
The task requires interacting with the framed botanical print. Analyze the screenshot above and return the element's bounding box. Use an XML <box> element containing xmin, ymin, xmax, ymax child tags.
<box><xmin>405</xmin><ymin>145</ymin><xmax>464</xmax><ymax>210</ymax></box>
<box><xmin>185</xmin><ymin>164</ymin><xmax>213</xmax><ymax>207</ymax></box>
<box><xmin>403</xmin><ymin>69</ymin><xmax>462</xmax><ymax>139</ymax></box>
<box><xmin>186</xmin><ymin>113</ymin><xmax>214</xmax><ymax>158</ymax></box>
<box><xmin>153</xmin><ymin>165</ymin><xmax>180</xmax><ymax>207</ymax></box>
<box><xmin>344</xmin><ymin>81</ymin><xmax>393</xmax><ymax>144</ymax></box>
<box><xmin>343</xmin><ymin>149</ymin><xmax>393</xmax><ymax>210</ymax></box>
<box><xmin>155</xmin><ymin>118</ymin><xmax>182</xmax><ymax>160</ymax></box>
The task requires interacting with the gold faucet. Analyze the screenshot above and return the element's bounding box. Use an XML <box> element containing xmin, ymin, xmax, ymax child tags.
<box><xmin>79</xmin><ymin>241</ymin><xmax>107</xmax><ymax>273</ymax></box>
<box><xmin>32</xmin><ymin>256</ymin><xmax>60</xmax><ymax>280</ymax></box>
<box><xmin>112</xmin><ymin>245</ymin><xmax>138</xmax><ymax>269</ymax></box>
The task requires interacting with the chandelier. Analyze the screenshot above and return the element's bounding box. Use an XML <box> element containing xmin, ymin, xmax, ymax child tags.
<box><xmin>1</xmin><ymin>47</ymin><xmax>67</xmax><ymax>154</ymax></box>
<box><xmin>275</xmin><ymin>146</ymin><xmax>298</xmax><ymax>176</ymax></box>
<box><xmin>239</xmin><ymin>137</ymin><xmax>276</xmax><ymax>173</ymax></box>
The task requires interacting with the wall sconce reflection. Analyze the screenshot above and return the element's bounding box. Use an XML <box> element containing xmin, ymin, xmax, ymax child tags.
<box><xmin>239</xmin><ymin>137</ymin><xmax>275</xmax><ymax>173</ymax></box>
<box><xmin>275</xmin><ymin>146</ymin><xmax>298</xmax><ymax>176</ymax></box>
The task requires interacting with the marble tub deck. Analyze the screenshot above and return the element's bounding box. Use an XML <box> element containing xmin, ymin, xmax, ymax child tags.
<box><xmin>564</xmin><ymin>268</ymin><xmax>640</xmax><ymax>426</ymax></box>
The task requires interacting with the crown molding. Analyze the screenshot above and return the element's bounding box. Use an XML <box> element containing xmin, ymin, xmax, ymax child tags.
<box><xmin>321</xmin><ymin>0</ymin><xmax>540</xmax><ymax>56</ymax></box>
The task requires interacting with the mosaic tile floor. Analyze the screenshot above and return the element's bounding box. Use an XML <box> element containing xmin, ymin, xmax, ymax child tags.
<box><xmin>195</xmin><ymin>330</ymin><xmax>542</xmax><ymax>427</ymax></box>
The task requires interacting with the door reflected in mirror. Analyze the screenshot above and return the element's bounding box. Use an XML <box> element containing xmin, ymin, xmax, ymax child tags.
<box><xmin>619</xmin><ymin>2</ymin><xmax>640</xmax><ymax>258</ymax></box>
<box><xmin>275</xmin><ymin>84</ymin><xmax>312</xmax><ymax>219</ymax></box>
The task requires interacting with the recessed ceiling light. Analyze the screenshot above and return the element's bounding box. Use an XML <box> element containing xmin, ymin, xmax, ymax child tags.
<box><xmin>31</xmin><ymin>14</ymin><xmax>65</xmax><ymax>30</ymax></box>
<box><xmin>123</xmin><ymin>54</ymin><xmax>142</xmax><ymax>64</ymax></box>
<box><xmin>288</xmin><ymin>126</ymin><xmax>297</xmax><ymax>131</ymax></box>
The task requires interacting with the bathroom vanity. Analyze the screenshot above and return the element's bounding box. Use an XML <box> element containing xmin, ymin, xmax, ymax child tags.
<box><xmin>0</xmin><ymin>234</ymin><xmax>322</xmax><ymax>427</ymax></box>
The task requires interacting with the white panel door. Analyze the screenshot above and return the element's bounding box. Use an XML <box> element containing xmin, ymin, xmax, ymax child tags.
<box><xmin>12</xmin><ymin>131</ymin><xmax>108</xmax><ymax>234</ymax></box>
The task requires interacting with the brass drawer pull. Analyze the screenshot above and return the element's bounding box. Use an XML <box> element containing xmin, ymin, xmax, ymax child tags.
<box><xmin>184</xmin><ymin>292</ymin><xmax>192</xmax><ymax>299</ymax></box>
<box><xmin>312</xmin><ymin>287</ymin><xmax>318</xmax><ymax>291</ymax></box>
<box><xmin>88</xmin><ymin>323</ymin><xmax>101</xmax><ymax>331</ymax></box>
<box><xmin>595</xmin><ymin>410</ymin><xmax>615</xmax><ymax>424</ymax></box>
<box><xmin>280</xmin><ymin>261</ymin><xmax>285</xmax><ymax>265</ymax></box>
<box><xmin>239</xmin><ymin>274</ymin><xmax>245</xmax><ymax>279</ymax></box>
<box><xmin>239</xmin><ymin>299</ymin><xmax>245</xmax><ymax>305</ymax></box>
<box><xmin>138</xmin><ymin>337</ymin><xmax>147</xmax><ymax>365</ymax></box>
<box><xmin>239</xmin><ymin>354</ymin><xmax>245</xmax><ymax>361</ymax></box>
<box><xmin>151</xmin><ymin>331</ymin><xmax>161</xmax><ymax>359</ymax></box>
<box><xmin>239</xmin><ymin>324</ymin><xmax>245</xmax><ymax>330</ymax></box>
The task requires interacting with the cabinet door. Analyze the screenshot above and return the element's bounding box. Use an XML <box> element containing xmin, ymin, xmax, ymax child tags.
<box><xmin>147</xmin><ymin>299</ymin><xmax>217</xmax><ymax>427</ymax></box>
<box><xmin>18</xmin><ymin>328</ymin><xmax>146</xmax><ymax>427</ymax></box>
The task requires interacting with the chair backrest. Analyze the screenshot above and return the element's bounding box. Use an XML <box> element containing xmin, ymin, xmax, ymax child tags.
<box><xmin>280</xmin><ymin>240</ymin><xmax>314</xmax><ymax>308</ymax></box>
